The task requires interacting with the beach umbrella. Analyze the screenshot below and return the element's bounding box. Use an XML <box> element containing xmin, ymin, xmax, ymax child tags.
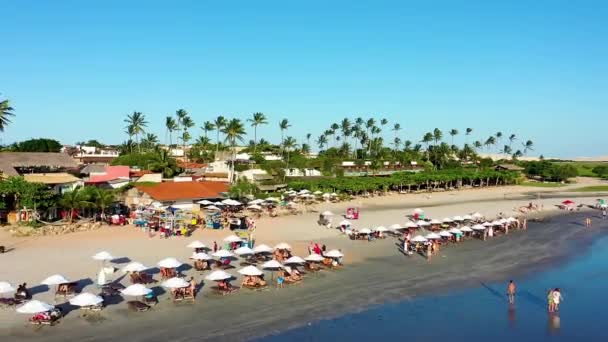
<box><xmin>16</xmin><ymin>300</ymin><xmax>54</xmax><ymax>314</ymax></box>
<box><xmin>205</xmin><ymin>270</ymin><xmax>232</xmax><ymax>281</ymax></box>
<box><xmin>491</xmin><ymin>220</ymin><xmax>501</xmax><ymax>226</ymax></box>
<box><xmin>499</xmin><ymin>218</ymin><xmax>508</xmax><ymax>224</ymax></box>
<box><xmin>429</xmin><ymin>219</ymin><xmax>441</xmax><ymax>225</ymax></box>
<box><xmin>442</xmin><ymin>218</ymin><xmax>453</xmax><ymax>223</ymax></box>
<box><xmin>460</xmin><ymin>226</ymin><xmax>473</xmax><ymax>232</ymax></box>
<box><xmin>248</xmin><ymin>199</ymin><xmax>264</xmax><ymax>205</ymax></box>
<box><xmin>274</xmin><ymin>242</ymin><xmax>292</xmax><ymax>250</ymax></box>
<box><xmin>222</xmin><ymin>199</ymin><xmax>242</xmax><ymax>206</ymax></box>
<box><xmin>234</xmin><ymin>246</ymin><xmax>254</xmax><ymax>256</ymax></box>
<box><xmin>375</xmin><ymin>226</ymin><xmax>389</xmax><ymax>232</ymax></box>
<box><xmin>69</xmin><ymin>293</ymin><xmax>104</xmax><ymax>307</ymax></box>
<box><xmin>238</xmin><ymin>266</ymin><xmax>264</xmax><ymax>277</ymax></box>
<box><xmin>0</xmin><ymin>281</ymin><xmax>16</xmax><ymax>294</ymax></box>
<box><xmin>212</xmin><ymin>250</ymin><xmax>234</xmax><ymax>259</ymax></box>
<box><xmin>266</xmin><ymin>197</ymin><xmax>280</xmax><ymax>202</ymax></box>
<box><xmin>92</xmin><ymin>251</ymin><xmax>114</xmax><ymax>261</ymax></box>
<box><xmin>322</xmin><ymin>193</ymin><xmax>331</xmax><ymax>198</ymax></box>
<box><xmin>190</xmin><ymin>252</ymin><xmax>212</xmax><ymax>261</ymax></box>
<box><xmin>223</xmin><ymin>235</ymin><xmax>243</xmax><ymax>243</ymax></box>
<box><xmin>482</xmin><ymin>222</ymin><xmax>493</xmax><ymax>227</ymax></box>
<box><xmin>324</xmin><ymin>250</ymin><xmax>344</xmax><ymax>258</ymax></box>
<box><xmin>284</xmin><ymin>256</ymin><xmax>306</xmax><ymax>265</ymax></box>
<box><xmin>389</xmin><ymin>224</ymin><xmax>402</xmax><ymax>230</ymax></box>
<box><xmin>313</xmin><ymin>191</ymin><xmax>323</xmax><ymax>195</ymax></box>
<box><xmin>449</xmin><ymin>228</ymin><xmax>463</xmax><ymax>234</ymax></box>
<box><xmin>305</xmin><ymin>254</ymin><xmax>325</xmax><ymax>262</ymax></box>
<box><xmin>206</xmin><ymin>205</ymin><xmax>221</xmax><ymax>211</ymax></box>
<box><xmin>405</xmin><ymin>221</ymin><xmax>418</xmax><ymax>228</ymax></box>
<box><xmin>321</xmin><ymin>211</ymin><xmax>334</xmax><ymax>216</ymax></box>
<box><xmin>453</xmin><ymin>216</ymin><xmax>464</xmax><ymax>221</ymax></box>
<box><xmin>339</xmin><ymin>220</ymin><xmax>351</xmax><ymax>226</ymax></box>
<box><xmin>262</xmin><ymin>260</ymin><xmax>283</xmax><ymax>270</ymax></box>
<box><xmin>562</xmin><ymin>200</ymin><xmax>574</xmax><ymax>205</ymax></box>
<box><xmin>472</xmin><ymin>212</ymin><xmax>483</xmax><ymax>219</ymax></box>
<box><xmin>359</xmin><ymin>228</ymin><xmax>372</xmax><ymax>234</ymax></box>
<box><xmin>439</xmin><ymin>231</ymin><xmax>452</xmax><ymax>238</ymax></box>
<box><xmin>330</xmin><ymin>193</ymin><xmax>338</xmax><ymax>197</ymax></box>
<box><xmin>253</xmin><ymin>244</ymin><xmax>273</xmax><ymax>254</ymax></box>
<box><xmin>463</xmin><ymin>214</ymin><xmax>473</xmax><ymax>221</ymax></box>
<box><xmin>122</xmin><ymin>262</ymin><xmax>148</xmax><ymax>273</ymax></box>
<box><xmin>425</xmin><ymin>233</ymin><xmax>442</xmax><ymax>240</ymax></box>
<box><xmin>197</xmin><ymin>200</ymin><xmax>214</xmax><ymax>205</ymax></box>
<box><xmin>417</xmin><ymin>220</ymin><xmax>430</xmax><ymax>227</ymax></box>
<box><xmin>162</xmin><ymin>277</ymin><xmax>190</xmax><ymax>289</ymax></box>
<box><xmin>157</xmin><ymin>258</ymin><xmax>183</xmax><ymax>269</ymax></box>
<box><xmin>472</xmin><ymin>224</ymin><xmax>486</xmax><ymax>231</ymax></box>
<box><xmin>413</xmin><ymin>208</ymin><xmax>424</xmax><ymax>214</ymax></box>
<box><xmin>187</xmin><ymin>240</ymin><xmax>207</xmax><ymax>249</ymax></box>
<box><xmin>507</xmin><ymin>217</ymin><xmax>517</xmax><ymax>222</ymax></box>
<box><xmin>247</xmin><ymin>204</ymin><xmax>263</xmax><ymax>211</ymax></box>
<box><xmin>41</xmin><ymin>274</ymin><xmax>69</xmax><ymax>286</ymax></box>
<box><xmin>121</xmin><ymin>284</ymin><xmax>152</xmax><ymax>297</ymax></box>
<box><xmin>410</xmin><ymin>235</ymin><xmax>428</xmax><ymax>243</ymax></box>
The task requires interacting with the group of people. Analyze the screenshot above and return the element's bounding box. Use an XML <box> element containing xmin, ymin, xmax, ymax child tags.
<box><xmin>241</xmin><ymin>275</ymin><xmax>266</xmax><ymax>288</ymax></box>
<box><xmin>307</xmin><ymin>242</ymin><xmax>326</xmax><ymax>255</ymax></box>
<box><xmin>507</xmin><ymin>280</ymin><xmax>563</xmax><ymax>314</ymax></box>
<box><xmin>171</xmin><ymin>277</ymin><xmax>197</xmax><ymax>300</ymax></box>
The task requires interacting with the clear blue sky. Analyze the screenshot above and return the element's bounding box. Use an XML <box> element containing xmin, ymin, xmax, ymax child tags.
<box><xmin>1</xmin><ymin>0</ymin><xmax>607</xmax><ymax>158</ymax></box>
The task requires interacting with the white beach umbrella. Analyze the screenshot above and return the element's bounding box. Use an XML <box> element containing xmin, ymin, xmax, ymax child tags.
<box><xmin>389</xmin><ymin>224</ymin><xmax>402</xmax><ymax>230</ymax></box>
<box><xmin>305</xmin><ymin>254</ymin><xmax>325</xmax><ymax>262</ymax></box>
<box><xmin>405</xmin><ymin>221</ymin><xmax>418</xmax><ymax>228</ymax></box>
<box><xmin>248</xmin><ymin>199</ymin><xmax>264</xmax><ymax>205</ymax></box>
<box><xmin>322</xmin><ymin>193</ymin><xmax>331</xmax><ymax>198</ymax></box>
<box><xmin>507</xmin><ymin>217</ymin><xmax>517</xmax><ymax>222</ymax></box>
<box><xmin>339</xmin><ymin>220</ymin><xmax>351</xmax><ymax>226</ymax></box>
<box><xmin>122</xmin><ymin>262</ymin><xmax>148</xmax><ymax>273</ymax></box>
<box><xmin>198</xmin><ymin>200</ymin><xmax>214</xmax><ymax>205</ymax></box>
<box><xmin>222</xmin><ymin>199</ymin><xmax>242</xmax><ymax>206</ymax></box>
<box><xmin>324</xmin><ymin>250</ymin><xmax>344</xmax><ymax>258</ymax></box>
<box><xmin>439</xmin><ymin>231</ymin><xmax>452</xmax><ymax>238</ymax></box>
<box><xmin>425</xmin><ymin>232</ymin><xmax>442</xmax><ymax>240</ymax></box>
<box><xmin>247</xmin><ymin>204</ymin><xmax>263</xmax><ymax>211</ymax></box>
<box><xmin>238</xmin><ymin>265</ymin><xmax>264</xmax><ymax>276</ymax></box>
<box><xmin>69</xmin><ymin>293</ymin><xmax>104</xmax><ymax>307</ymax></box>
<box><xmin>313</xmin><ymin>191</ymin><xmax>323</xmax><ymax>195</ymax></box>
<box><xmin>284</xmin><ymin>256</ymin><xmax>306</xmax><ymax>265</ymax></box>
<box><xmin>274</xmin><ymin>242</ymin><xmax>292</xmax><ymax>250</ymax></box>
<box><xmin>253</xmin><ymin>244</ymin><xmax>273</xmax><ymax>254</ymax></box>
<box><xmin>499</xmin><ymin>218</ymin><xmax>508</xmax><ymax>224</ymax></box>
<box><xmin>460</xmin><ymin>226</ymin><xmax>474</xmax><ymax>232</ymax></box>
<box><xmin>223</xmin><ymin>235</ymin><xmax>243</xmax><ymax>243</ymax></box>
<box><xmin>157</xmin><ymin>258</ymin><xmax>183</xmax><ymax>269</ymax></box>
<box><xmin>121</xmin><ymin>284</ymin><xmax>152</xmax><ymax>297</ymax></box>
<box><xmin>491</xmin><ymin>220</ymin><xmax>502</xmax><ymax>226</ymax></box>
<box><xmin>482</xmin><ymin>222</ymin><xmax>493</xmax><ymax>227</ymax></box>
<box><xmin>375</xmin><ymin>226</ymin><xmax>389</xmax><ymax>232</ymax></box>
<box><xmin>206</xmin><ymin>205</ymin><xmax>221</xmax><ymax>211</ymax></box>
<box><xmin>162</xmin><ymin>277</ymin><xmax>190</xmax><ymax>289</ymax></box>
<box><xmin>417</xmin><ymin>220</ymin><xmax>431</xmax><ymax>227</ymax></box>
<box><xmin>442</xmin><ymin>218</ymin><xmax>453</xmax><ymax>223</ymax></box>
<box><xmin>266</xmin><ymin>197</ymin><xmax>280</xmax><ymax>202</ymax></box>
<box><xmin>16</xmin><ymin>300</ymin><xmax>54</xmax><ymax>314</ymax></box>
<box><xmin>205</xmin><ymin>270</ymin><xmax>232</xmax><ymax>281</ymax></box>
<box><xmin>430</xmin><ymin>219</ymin><xmax>442</xmax><ymax>225</ymax></box>
<box><xmin>92</xmin><ymin>251</ymin><xmax>114</xmax><ymax>261</ymax></box>
<box><xmin>41</xmin><ymin>274</ymin><xmax>69</xmax><ymax>286</ymax></box>
<box><xmin>472</xmin><ymin>212</ymin><xmax>483</xmax><ymax>219</ymax></box>
<box><xmin>472</xmin><ymin>224</ymin><xmax>486</xmax><ymax>231</ymax></box>
<box><xmin>411</xmin><ymin>235</ymin><xmax>428</xmax><ymax>243</ymax></box>
<box><xmin>453</xmin><ymin>216</ymin><xmax>464</xmax><ymax>221</ymax></box>
<box><xmin>0</xmin><ymin>281</ymin><xmax>16</xmax><ymax>294</ymax></box>
<box><xmin>330</xmin><ymin>192</ymin><xmax>338</xmax><ymax>197</ymax></box>
<box><xmin>212</xmin><ymin>250</ymin><xmax>234</xmax><ymax>259</ymax></box>
<box><xmin>187</xmin><ymin>240</ymin><xmax>207</xmax><ymax>249</ymax></box>
<box><xmin>413</xmin><ymin>208</ymin><xmax>424</xmax><ymax>213</ymax></box>
<box><xmin>463</xmin><ymin>214</ymin><xmax>473</xmax><ymax>221</ymax></box>
<box><xmin>449</xmin><ymin>228</ymin><xmax>463</xmax><ymax>234</ymax></box>
<box><xmin>234</xmin><ymin>246</ymin><xmax>254</xmax><ymax>256</ymax></box>
<box><xmin>190</xmin><ymin>252</ymin><xmax>212</xmax><ymax>261</ymax></box>
<box><xmin>262</xmin><ymin>260</ymin><xmax>284</xmax><ymax>269</ymax></box>
<box><xmin>321</xmin><ymin>211</ymin><xmax>334</xmax><ymax>216</ymax></box>
<box><xmin>359</xmin><ymin>228</ymin><xmax>372</xmax><ymax>234</ymax></box>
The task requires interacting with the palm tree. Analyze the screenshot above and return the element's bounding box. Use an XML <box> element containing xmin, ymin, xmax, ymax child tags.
<box><xmin>248</xmin><ymin>112</ymin><xmax>268</xmax><ymax>154</ymax></box>
<box><xmin>508</xmin><ymin>134</ymin><xmax>517</xmax><ymax>148</ymax></box>
<box><xmin>301</xmin><ymin>143</ymin><xmax>311</xmax><ymax>156</ymax></box>
<box><xmin>151</xmin><ymin>149</ymin><xmax>181</xmax><ymax>178</ymax></box>
<box><xmin>124</xmin><ymin>111</ymin><xmax>147</xmax><ymax>152</ymax></box>
<box><xmin>283</xmin><ymin>136</ymin><xmax>297</xmax><ymax>179</ymax></box>
<box><xmin>473</xmin><ymin>140</ymin><xmax>483</xmax><ymax>151</ymax></box>
<box><xmin>279</xmin><ymin>118</ymin><xmax>291</xmax><ymax>153</ymax></box>
<box><xmin>392</xmin><ymin>123</ymin><xmax>401</xmax><ymax>144</ymax></box>
<box><xmin>340</xmin><ymin>118</ymin><xmax>351</xmax><ymax>143</ymax></box>
<box><xmin>421</xmin><ymin>132</ymin><xmax>433</xmax><ymax>152</ymax></box>
<box><xmin>502</xmin><ymin>145</ymin><xmax>512</xmax><ymax>158</ymax></box>
<box><xmin>165</xmin><ymin>116</ymin><xmax>178</xmax><ymax>146</ymax></box>
<box><xmin>393</xmin><ymin>137</ymin><xmax>402</xmax><ymax>151</ymax></box>
<box><xmin>380</xmin><ymin>118</ymin><xmax>388</xmax><ymax>129</ymax></box>
<box><xmin>522</xmin><ymin>140</ymin><xmax>534</xmax><ymax>155</ymax></box>
<box><xmin>306</xmin><ymin>133</ymin><xmax>312</xmax><ymax>147</ymax></box>
<box><xmin>449</xmin><ymin>129</ymin><xmax>459</xmax><ymax>145</ymax></box>
<box><xmin>484</xmin><ymin>136</ymin><xmax>496</xmax><ymax>151</ymax></box>
<box><xmin>365</xmin><ymin>118</ymin><xmax>375</xmax><ymax>154</ymax></box>
<box><xmin>0</xmin><ymin>97</ymin><xmax>15</xmax><ymax>132</ymax></box>
<box><xmin>214</xmin><ymin>116</ymin><xmax>227</xmax><ymax>155</ymax></box>
<box><xmin>465</xmin><ymin>127</ymin><xmax>473</xmax><ymax>144</ymax></box>
<box><xmin>222</xmin><ymin>119</ymin><xmax>246</xmax><ymax>182</ymax></box>
<box><xmin>317</xmin><ymin>134</ymin><xmax>328</xmax><ymax>150</ymax></box>
<box><xmin>202</xmin><ymin>121</ymin><xmax>215</xmax><ymax>139</ymax></box>
<box><xmin>176</xmin><ymin>109</ymin><xmax>188</xmax><ymax>129</ymax></box>
<box><xmin>141</xmin><ymin>133</ymin><xmax>159</xmax><ymax>151</ymax></box>
<box><xmin>59</xmin><ymin>187</ymin><xmax>91</xmax><ymax>223</ymax></box>
<box><xmin>432</xmin><ymin>128</ymin><xmax>443</xmax><ymax>146</ymax></box>
<box><xmin>124</xmin><ymin>125</ymin><xmax>136</xmax><ymax>153</ymax></box>
<box><xmin>91</xmin><ymin>188</ymin><xmax>116</xmax><ymax>220</ymax></box>
<box><xmin>329</xmin><ymin>123</ymin><xmax>339</xmax><ymax>147</ymax></box>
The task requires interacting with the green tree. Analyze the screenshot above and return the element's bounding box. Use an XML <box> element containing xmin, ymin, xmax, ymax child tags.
<box><xmin>248</xmin><ymin>112</ymin><xmax>268</xmax><ymax>154</ymax></box>
<box><xmin>141</xmin><ymin>133</ymin><xmax>159</xmax><ymax>151</ymax></box>
<box><xmin>317</xmin><ymin>134</ymin><xmax>328</xmax><ymax>150</ymax></box>
<box><xmin>222</xmin><ymin>118</ymin><xmax>246</xmax><ymax>183</ymax></box>
<box><xmin>165</xmin><ymin>116</ymin><xmax>178</xmax><ymax>146</ymax></box>
<box><xmin>124</xmin><ymin>111</ymin><xmax>148</xmax><ymax>152</ymax></box>
<box><xmin>522</xmin><ymin>140</ymin><xmax>534</xmax><ymax>155</ymax></box>
<box><xmin>0</xmin><ymin>96</ymin><xmax>15</xmax><ymax>132</ymax></box>
<box><xmin>59</xmin><ymin>187</ymin><xmax>92</xmax><ymax>222</ymax></box>
<box><xmin>508</xmin><ymin>134</ymin><xmax>517</xmax><ymax>148</ymax></box>
<box><xmin>202</xmin><ymin>121</ymin><xmax>215</xmax><ymax>140</ymax></box>
<box><xmin>90</xmin><ymin>187</ymin><xmax>116</xmax><ymax>219</ymax></box>
<box><xmin>279</xmin><ymin>118</ymin><xmax>291</xmax><ymax>153</ymax></box>
<box><xmin>11</xmin><ymin>138</ymin><xmax>62</xmax><ymax>152</ymax></box>
<box><xmin>283</xmin><ymin>136</ymin><xmax>297</xmax><ymax>179</ymax></box>
<box><xmin>214</xmin><ymin>115</ymin><xmax>227</xmax><ymax>155</ymax></box>
<box><xmin>449</xmin><ymin>129</ymin><xmax>459</xmax><ymax>145</ymax></box>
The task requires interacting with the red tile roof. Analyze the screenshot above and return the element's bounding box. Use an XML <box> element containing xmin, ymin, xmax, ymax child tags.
<box><xmin>134</xmin><ymin>181</ymin><xmax>228</xmax><ymax>201</ymax></box>
<box><xmin>89</xmin><ymin>166</ymin><xmax>130</xmax><ymax>183</ymax></box>
<box><xmin>130</xmin><ymin>170</ymin><xmax>153</xmax><ymax>177</ymax></box>
<box><xmin>178</xmin><ymin>162</ymin><xmax>207</xmax><ymax>169</ymax></box>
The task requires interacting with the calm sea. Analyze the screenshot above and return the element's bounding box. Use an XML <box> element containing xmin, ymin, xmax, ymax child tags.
<box><xmin>258</xmin><ymin>234</ymin><xmax>608</xmax><ymax>342</ymax></box>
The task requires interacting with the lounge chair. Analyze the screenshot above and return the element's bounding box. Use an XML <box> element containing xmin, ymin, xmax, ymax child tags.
<box><xmin>0</xmin><ymin>297</ymin><xmax>21</xmax><ymax>308</ymax></box>
<box><xmin>212</xmin><ymin>285</ymin><xmax>240</xmax><ymax>296</ymax></box>
<box><xmin>29</xmin><ymin>308</ymin><xmax>62</xmax><ymax>326</ymax></box>
<box><xmin>55</xmin><ymin>282</ymin><xmax>78</xmax><ymax>298</ymax></box>
<box><xmin>127</xmin><ymin>300</ymin><xmax>150</xmax><ymax>312</ymax></box>
<box><xmin>194</xmin><ymin>261</ymin><xmax>210</xmax><ymax>271</ymax></box>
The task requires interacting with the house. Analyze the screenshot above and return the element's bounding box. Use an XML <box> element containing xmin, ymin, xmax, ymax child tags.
<box><xmin>80</xmin><ymin>164</ymin><xmax>106</xmax><ymax>177</ymax></box>
<box><xmin>0</xmin><ymin>152</ymin><xmax>79</xmax><ymax>178</ymax></box>
<box><xmin>85</xmin><ymin>166</ymin><xmax>131</xmax><ymax>188</ymax></box>
<box><xmin>284</xmin><ymin>168</ymin><xmax>323</xmax><ymax>177</ymax></box>
<box><xmin>134</xmin><ymin>173</ymin><xmax>162</xmax><ymax>183</ymax></box>
<box><xmin>495</xmin><ymin>164</ymin><xmax>525</xmax><ymax>172</ymax></box>
<box><xmin>68</xmin><ymin>145</ymin><xmax>120</xmax><ymax>165</ymax></box>
<box><xmin>23</xmin><ymin>173</ymin><xmax>83</xmax><ymax>194</ymax></box>
<box><xmin>124</xmin><ymin>181</ymin><xmax>229</xmax><ymax>208</ymax></box>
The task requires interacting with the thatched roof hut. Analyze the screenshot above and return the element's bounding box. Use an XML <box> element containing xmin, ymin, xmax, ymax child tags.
<box><xmin>0</xmin><ymin>152</ymin><xmax>78</xmax><ymax>177</ymax></box>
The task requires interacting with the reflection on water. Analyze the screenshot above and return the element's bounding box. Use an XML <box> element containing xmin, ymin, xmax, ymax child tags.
<box><xmin>257</xmin><ymin>235</ymin><xmax>608</xmax><ymax>342</ymax></box>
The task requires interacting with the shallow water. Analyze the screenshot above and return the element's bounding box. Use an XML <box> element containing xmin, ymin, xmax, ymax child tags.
<box><xmin>257</xmin><ymin>232</ymin><xmax>608</xmax><ymax>342</ymax></box>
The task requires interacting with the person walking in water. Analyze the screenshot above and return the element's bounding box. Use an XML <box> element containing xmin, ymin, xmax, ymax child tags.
<box><xmin>585</xmin><ymin>217</ymin><xmax>592</xmax><ymax>228</ymax></box>
<box><xmin>552</xmin><ymin>288</ymin><xmax>563</xmax><ymax>312</ymax></box>
<box><xmin>507</xmin><ymin>280</ymin><xmax>516</xmax><ymax>304</ymax></box>
<box><xmin>547</xmin><ymin>289</ymin><xmax>555</xmax><ymax>313</ymax></box>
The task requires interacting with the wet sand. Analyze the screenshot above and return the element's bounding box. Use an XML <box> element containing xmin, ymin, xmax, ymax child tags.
<box><xmin>2</xmin><ymin>207</ymin><xmax>605</xmax><ymax>342</ymax></box>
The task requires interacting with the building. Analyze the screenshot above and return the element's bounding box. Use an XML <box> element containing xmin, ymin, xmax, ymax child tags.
<box><xmin>23</xmin><ymin>173</ymin><xmax>83</xmax><ymax>194</ymax></box>
<box><xmin>284</xmin><ymin>168</ymin><xmax>323</xmax><ymax>177</ymax></box>
<box><xmin>69</xmin><ymin>146</ymin><xmax>120</xmax><ymax>165</ymax></box>
<box><xmin>495</xmin><ymin>164</ymin><xmax>525</xmax><ymax>172</ymax></box>
<box><xmin>0</xmin><ymin>152</ymin><xmax>79</xmax><ymax>178</ymax></box>
<box><xmin>85</xmin><ymin>166</ymin><xmax>131</xmax><ymax>188</ymax></box>
<box><xmin>124</xmin><ymin>181</ymin><xmax>229</xmax><ymax>208</ymax></box>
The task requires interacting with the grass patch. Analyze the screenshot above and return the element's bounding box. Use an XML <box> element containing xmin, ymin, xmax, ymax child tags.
<box><xmin>572</xmin><ymin>185</ymin><xmax>608</xmax><ymax>192</ymax></box>
<box><xmin>554</xmin><ymin>161</ymin><xmax>608</xmax><ymax>177</ymax></box>
<box><xmin>520</xmin><ymin>182</ymin><xmax>565</xmax><ymax>188</ymax></box>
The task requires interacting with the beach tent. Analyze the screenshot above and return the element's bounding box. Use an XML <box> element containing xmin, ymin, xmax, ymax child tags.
<box><xmin>206</xmin><ymin>270</ymin><xmax>232</xmax><ymax>281</ymax></box>
<box><xmin>162</xmin><ymin>277</ymin><xmax>190</xmax><ymax>289</ymax></box>
<box><xmin>324</xmin><ymin>250</ymin><xmax>344</xmax><ymax>258</ymax></box>
<box><xmin>69</xmin><ymin>293</ymin><xmax>104</xmax><ymax>307</ymax></box>
<box><xmin>190</xmin><ymin>252</ymin><xmax>212</xmax><ymax>260</ymax></box>
<box><xmin>187</xmin><ymin>240</ymin><xmax>207</xmax><ymax>249</ymax></box>
<box><xmin>238</xmin><ymin>265</ymin><xmax>264</xmax><ymax>276</ymax></box>
<box><xmin>122</xmin><ymin>262</ymin><xmax>148</xmax><ymax>273</ymax></box>
<box><xmin>16</xmin><ymin>300</ymin><xmax>54</xmax><ymax>314</ymax></box>
<box><xmin>157</xmin><ymin>258</ymin><xmax>183</xmax><ymax>269</ymax></box>
<box><xmin>410</xmin><ymin>235</ymin><xmax>428</xmax><ymax>243</ymax></box>
<box><xmin>253</xmin><ymin>244</ymin><xmax>273</xmax><ymax>254</ymax></box>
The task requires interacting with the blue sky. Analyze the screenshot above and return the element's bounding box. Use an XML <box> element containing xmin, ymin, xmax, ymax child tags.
<box><xmin>1</xmin><ymin>0</ymin><xmax>607</xmax><ymax>158</ymax></box>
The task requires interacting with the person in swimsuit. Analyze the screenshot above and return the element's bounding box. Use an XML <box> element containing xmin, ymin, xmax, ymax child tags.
<box><xmin>507</xmin><ymin>280</ymin><xmax>516</xmax><ymax>304</ymax></box>
<box><xmin>552</xmin><ymin>288</ymin><xmax>563</xmax><ymax>311</ymax></box>
<box><xmin>547</xmin><ymin>289</ymin><xmax>554</xmax><ymax>313</ymax></box>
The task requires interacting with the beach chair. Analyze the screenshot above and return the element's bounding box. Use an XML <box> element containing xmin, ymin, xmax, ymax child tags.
<box><xmin>129</xmin><ymin>273</ymin><xmax>143</xmax><ymax>284</ymax></box>
<box><xmin>29</xmin><ymin>308</ymin><xmax>62</xmax><ymax>326</ymax></box>
<box><xmin>127</xmin><ymin>301</ymin><xmax>150</xmax><ymax>312</ymax></box>
<box><xmin>0</xmin><ymin>297</ymin><xmax>20</xmax><ymax>309</ymax></box>
<box><xmin>55</xmin><ymin>282</ymin><xmax>78</xmax><ymax>298</ymax></box>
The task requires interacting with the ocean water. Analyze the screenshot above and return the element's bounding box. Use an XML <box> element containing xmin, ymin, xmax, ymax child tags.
<box><xmin>258</xmin><ymin>234</ymin><xmax>608</xmax><ymax>342</ymax></box>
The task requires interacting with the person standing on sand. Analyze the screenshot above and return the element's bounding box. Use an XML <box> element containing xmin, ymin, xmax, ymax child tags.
<box><xmin>523</xmin><ymin>218</ymin><xmax>527</xmax><ymax>230</ymax></box>
<box><xmin>507</xmin><ymin>280</ymin><xmax>516</xmax><ymax>304</ymax></box>
<box><xmin>308</xmin><ymin>242</ymin><xmax>313</xmax><ymax>255</ymax></box>
<box><xmin>213</xmin><ymin>241</ymin><xmax>218</xmax><ymax>253</ymax></box>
